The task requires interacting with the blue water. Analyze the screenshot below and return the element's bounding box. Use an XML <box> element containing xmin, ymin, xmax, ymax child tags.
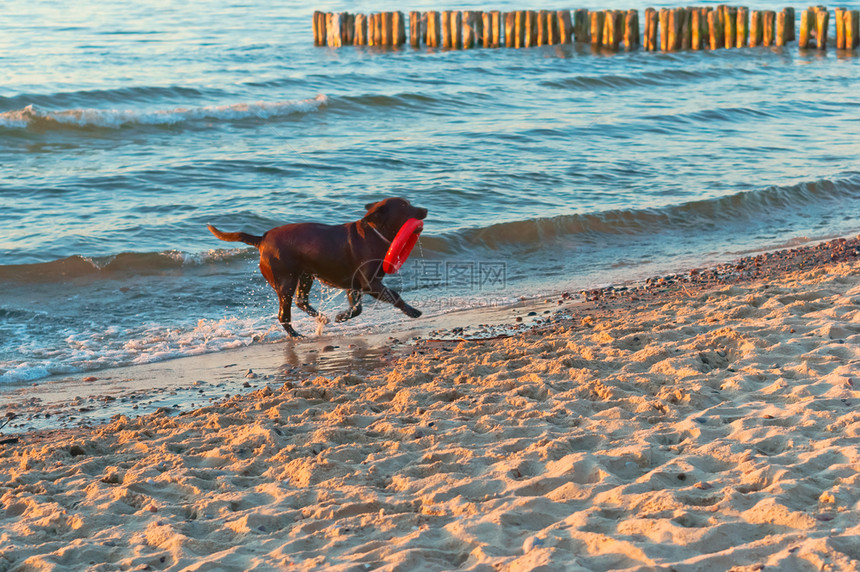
<box><xmin>2</xmin><ymin>0</ymin><xmax>860</xmax><ymax>384</ymax></box>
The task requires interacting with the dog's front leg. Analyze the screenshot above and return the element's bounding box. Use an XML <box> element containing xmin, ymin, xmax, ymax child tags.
<box><xmin>366</xmin><ymin>282</ymin><xmax>422</xmax><ymax>318</ymax></box>
<box><xmin>336</xmin><ymin>289</ymin><xmax>363</xmax><ymax>322</ymax></box>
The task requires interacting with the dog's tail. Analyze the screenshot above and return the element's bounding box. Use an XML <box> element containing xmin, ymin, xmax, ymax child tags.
<box><xmin>207</xmin><ymin>224</ymin><xmax>263</xmax><ymax>248</ymax></box>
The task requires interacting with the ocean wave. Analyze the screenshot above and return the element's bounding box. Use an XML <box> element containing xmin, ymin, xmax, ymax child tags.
<box><xmin>0</xmin><ymin>94</ymin><xmax>328</xmax><ymax>131</ymax></box>
<box><xmin>330</xmin><ymin>91</ymin><xmax>485</xmax><ymax>114</ymax></box>
<box><xmin>4</xmin><ymin>175</ymin><xmax>859</xmax><ymax>283</ymax></box>
<box><xmin>0</xmin><ymin>85</ymin><xmax>221</xmax><ymax>110</ymax></box>
<box><xmin>424</xmin><ymin>174</ymin><xmax>860</xmax><ymax>252</ymax></box>
<box><xmin>0</xmin><ymin>248</ymin><xmax>256</xmax><ymax>283</ymax></box>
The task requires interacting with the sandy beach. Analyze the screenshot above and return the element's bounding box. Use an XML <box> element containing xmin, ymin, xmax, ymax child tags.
<box><xmin>2</xmin><ymin>237</ymin><xmax>860</xmax><ymax>571</ymax></box>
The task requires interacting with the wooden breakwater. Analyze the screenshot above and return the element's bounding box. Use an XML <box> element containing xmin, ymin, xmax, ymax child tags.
<box><xmin>313</xmin><ymin>6</ymin><xmax>860</xmax><ymax>51</ymax></box>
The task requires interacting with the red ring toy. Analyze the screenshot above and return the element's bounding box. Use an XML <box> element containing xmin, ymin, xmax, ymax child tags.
<box><xmin>383</xmin><ymin>218</ymin><xmax>424</xmax><ymax>274</ymax></box>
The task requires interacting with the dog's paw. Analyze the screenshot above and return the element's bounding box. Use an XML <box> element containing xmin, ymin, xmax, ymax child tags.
<box><xmin>403</xmin><ymin>306</ymin><xmax>422</xmax><ymax>319</ymax></box>
<box><xmin>335</xmin><ymin>307</ymin><xmax>362</xmax><ymax>322</ymax></box>
<box><xmin>283</xmin><ymin>324</ymin><xmax>303</xmax><ymax>338</ymax></box>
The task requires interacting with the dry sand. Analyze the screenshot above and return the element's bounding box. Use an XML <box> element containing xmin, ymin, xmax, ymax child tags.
<box><xmin>2</xmin><ymin>238</ymin><xmax>860</xmax><ymax>571</ymax></box>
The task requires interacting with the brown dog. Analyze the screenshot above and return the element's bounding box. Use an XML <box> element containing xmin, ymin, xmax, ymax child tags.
<box><xmin>208</xmin><ymin>197</ymin><xmax>427</xmax><ymax>337</ymax></box>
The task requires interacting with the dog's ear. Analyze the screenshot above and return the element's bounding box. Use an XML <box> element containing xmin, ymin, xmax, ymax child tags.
<box><xmin>364</xmin><ymin>200</ymin><xmax>389</xmax><ymax>219</ymax></box>
<box><xmin>364</xmin><ymin>202</ymin><xmax>376</xmax><ymax>211</ymax></box>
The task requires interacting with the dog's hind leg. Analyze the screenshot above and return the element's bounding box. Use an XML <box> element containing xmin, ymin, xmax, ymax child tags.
<box><xmin>335</xmin><ymin>289</ymin><xmax>363</xmax><ymax>322</ymax></box>
<box><xmin>275</xmin><ymin>276</ymin><xmax>302</xmax><ymax>337</ymax></box>
<box><xmin>294</xmin><ymin>273</ymin><xmax>320</xmax><ymax>318</ymax></box>
<box><xmin>366</xmin><ymin>282</ymin><xmax>422</xmax><ymax>318</ymax></box>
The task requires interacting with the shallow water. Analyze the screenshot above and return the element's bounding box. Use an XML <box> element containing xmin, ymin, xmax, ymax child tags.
<box><xmin>2</xmin><ymin>0</ymin><xmax>860</xmax><ymax>384</ymax></box>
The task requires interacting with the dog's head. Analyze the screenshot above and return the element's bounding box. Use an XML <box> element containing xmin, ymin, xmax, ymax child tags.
<box><xmin>363</xmin><ymin>197</ymin><xmax>428</xmax><ymax>237</ymax></box>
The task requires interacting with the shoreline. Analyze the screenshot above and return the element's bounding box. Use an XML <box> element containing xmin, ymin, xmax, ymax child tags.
<box><xmin>2</xmin><ymin>235</ymin><xmax>859</xmax><ymax>436</ymax></box>
<box><xmin>1</xmin><ymin>235</ymin><xmax>859</xmax><ymax>569</ymax></box>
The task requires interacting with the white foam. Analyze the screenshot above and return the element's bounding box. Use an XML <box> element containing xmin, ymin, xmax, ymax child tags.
<box><xmin>0</xmin><ymin>316</ymin><xmax>288</xmax><ymax>385</ymax></box>
<box><xmin>0</xmin><ymin>94</ymin><xmax>328</xmax><ymax>130</ymax></box>
<box><xmin>0</xmin><ymin>363</ymin><xmax>53</xmax><ymax>384</ymax></box>
<box><xmin>0</xmin><ymin>286</ymin><xmax>519</xmax><ymax>386</ymax></box>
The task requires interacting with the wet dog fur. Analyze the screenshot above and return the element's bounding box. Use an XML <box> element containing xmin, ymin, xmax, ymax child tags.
<box><xmin>208</xmin><ymin>197</ymin><xmax>427</xmax><ymax>337</ymax></box>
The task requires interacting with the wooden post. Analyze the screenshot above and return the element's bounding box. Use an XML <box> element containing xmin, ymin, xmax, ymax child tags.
<box><xmin>345</xmin><ymin>13</ymin><xmax>355</xmax><ymax>46</ymax></box>
<box><xmin>492</xmin><ymin>11</ymin><xmax>503</xmax><ymax>47</ymax></box>
<box><xmin>515</xmin><ymin>11</ymin><xmax>526</xmax><ymax>48</ymax></box>
<box><xmin>375</xmin><ymin>13</ymin><xmax>384</xmax><ymax>46</ymax></box>
<box><xmin>505</xmin><ymin>12</ymin><xmax>516</xmax><ymax>48</ymax></box>
<box><xmin>701</xmin><ymin>8</ymin><xmax>712</xmax><ymax>49</ymax></box>
<box><xmin>547</xmin><ymin>11</ymin><xmax>559</xmax><ymax>45</ymax></box>
<box><xmin>354</xmin><ymin>14</ymin><xmax>367</xmax><ymax>46</ymax></box>
<box><xmin>463</xmin><ymin>11</ymin><xmax>477</xmax><ymax>48</ymax></box>
<box><xmin>816</xmin><ymin>8</ymin><xmax>828</xmax><ymax>49</ymax></box>
<box><xmin>782</xmin><ymin>8</ymin><xmax>797</xmax><ymax>43</ymax></box>
<box><xmin>762</xmin><ymin>10</ymin><xmax>775</xmax><ymax>46</ymax></box>
<box><xmin>668</xmin><ymin>8</ymin><xmax>682</xmax><ymax>50</ymax></box>
<box><xmin>425</xmin><ymin>12</ymin><xmax>440</xmax><ymax>47</ymax></box>
<box><xmin>750</xmin><ymin>11</ymin><xmax>762</xmax><ymax>47</ymax></box>
<box><xmin>558</xmin><ymin>10</ymin><xmax>573</xmax><ymax>44</ymax></box>
<box><xmin>313</xmin><ymin>11</ymin><xmax>323</xmax><ymax>46</ymax></box>
<box><xmin>776</xmin><ymin>10</ymin><xmax>788</xmax><ymax>46</ymax></box>
<box><xmin>377</xmin><ymin>13</ymin><xmax>386</xmax><ymax>47</ymax></box>
<box><xmin>394</xmin><ymin>12</ymin><xmax>406</xmax><ymax>46</ymax></box>
<box><xmin>537</xmin><ymin>10</ymin><xmax>548</xmax><ymax>46</ymax></box>
<box><xmin>644</xmin><ymin>8</ymin><xmax>657</xmax><ymax>51</ymax></box>
<box><xmin>606</xmin><ymin>10</ymin><xmax>623</xmax><ymax>50</ymax></box>
<box><xmin>341</xmin><ymin>12</ymin><xmax>351</xmax><ymax>46</ymax></box>
<box><xmin>680</xmin><ymin>8</ymin><xmax>692</xmax><ymax>50</ymax></box>
<box><xmin>691</xmin><ymin>8</ymin><xmax>703</xmax><ymax>49</ymax></box>
<box><xmin>602</xmin><ymin>10</ymin><xmax>611</xmax><ymax>48</ymax></box>
<box><xmin>799</xmin><ymin>9</ymin><xmax>811</xmax><ymax>48</ymax></box>
<box><xmin>723</xmin><ymin>7</ymin><xmax>737</xmax><ymax>48</ymax></box>
<box><xmin>737</xmin><ymin>7</ymin><xmax>749</xmax><ymax>47</ymax></box>
<box><xmin>369</xmin><ymin>12</ymin><xmax>378</xmax><ymax>47</ymax></box>
<box><xmin>389</xmin><ymin>11</ymin><xmax>400</xmax><ymax>46</ymax></box>
<box><xmin>786</xmin><ymin>8</ymin><xmax>796</xmax><ymax>41</ymax></box>
<box><xmin>385</xmin><ymin>11</ymin><xmax>395</xmax><ymax>47</ymax></box>
<box><xmin>847</xmin><ymin>10</ymin><xmax>860</xmax><ymax>48</ymax></box>
<box><xmin>482</xmin><ymin>12</ymin><xmax>492</xmax><ymax>47</ymax></box>
<box><xmin>410</xmin><ymin>11</ymin><xmax>421</xmax><ymax>47</ymax></box>
<box><xmin>634</xmin><ymin>10</ymin><xmax>641</xmax><ymax>48</ymax></box>
<box><xmin>707</xmin><ymin>9</ymin><xmax>722</xmax><ymax>49</ymax></box>
<box><xmin>337</xmin><ymin>12</ymin><xmax>348</xmax><ymax>48</ymax></box>
<box><xmin>326</xmin><ymin>13</ymin><xmax>340</xmax><ymax>47</ymax></box>
<box><xmin>659</xmin><ymin>8</ymin><xmax>670</xmax><ymax>50</ymax></box>
<box><xmin>451</xmin><ymin>11</ymin><xmax>463</xmax><ymax>49</ymax></box>
<box><xmin>339</xmin><ymin>13</ymin><xmax>348</xmax><ymax>46</ymax></box>
<box><xmin>315</xmin><ymin>11</ymin><xmax>324</xmax><ymax>46</ymax></box>
<box><xmin>574</xmin><ymin>9</ymin><xmax>589</xmax><ymax>43</ymax></box>
<box><xmin>624</xmin><ymin>10</ymin><xmax>639</xmax><ymax>50</ymax></box>
<box><xmin>366</xmin><ymin>13</ymin><xmax>374</xmax><ymax>46</ymax></box>
<box><xmin>352</xmin><ymin>13</ymin><xmax>363</xmax><ymax>46</ymax></box>
<box><xmin>378</xmin><ymin>12</ymin><xmax>390</xmax><ymax>46</ymax></box>
<box><xmin>525</xmin><ymin>10</ymin><xmax>537</xmax><ymax>47</ymax></box>
<box><xmin>441</xmin><ymin>11</ymin><xmax>451</xmax><ymax>48</ymax></box>
<box><xmin>836</xmin><ymin>7</ymin><xmax>846</xmax><ymax>49</ymax></box>
<box><xmin>591</xmin><ymin>10</ymin><xmax>605</xmax><ymax>46</ymax></box>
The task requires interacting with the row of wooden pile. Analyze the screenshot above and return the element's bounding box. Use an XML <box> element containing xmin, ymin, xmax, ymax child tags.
<box><xmin>312</xmin><ymin>6</ymin><xmax>860</xmax><ymax>51</ymax></box>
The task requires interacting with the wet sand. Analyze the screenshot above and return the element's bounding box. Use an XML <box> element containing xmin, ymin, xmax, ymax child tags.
<box><xmin>1</xmin><ymin>236</ymin><xmax>859</xmax><ymax>570</ymax></box>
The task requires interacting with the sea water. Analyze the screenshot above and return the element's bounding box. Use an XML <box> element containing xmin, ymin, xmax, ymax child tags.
<box><xmin>2</xmin><ymin>0</ymin><xmax>860</xmax><ymax>384</ymax></box>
